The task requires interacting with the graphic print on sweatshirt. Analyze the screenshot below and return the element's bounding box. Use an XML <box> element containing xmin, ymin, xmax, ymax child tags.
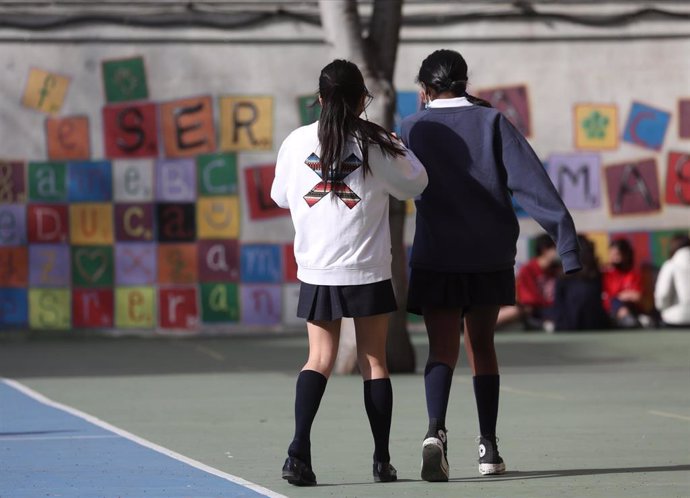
<box><xmin>303</xmin><ymin>153</ymin><xmax>362</xmax><ymax>209</ymax></box>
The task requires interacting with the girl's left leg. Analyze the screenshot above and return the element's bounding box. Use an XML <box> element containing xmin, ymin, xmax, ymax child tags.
<box><xmin>463</xmin><ymin>305</ymin><xmax>505</xmax><ymax>475</ymax></box>
<box><xmin>354</xmin><ymin>313</ymin><xmax>397</xmax><ymax>482</ymax></box>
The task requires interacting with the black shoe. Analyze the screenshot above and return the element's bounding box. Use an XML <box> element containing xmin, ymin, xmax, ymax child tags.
<box><xmin>373</xmin><ymin>461</ymin><xmax>397</xmax><ymax>482</ymax></box>
<box><xmin>421</xmin><ymin>428</ymin><xmax>449</xmax><ymax>482</ymax></box>
<box><xmin>282</xmin><ymin>456</ymin><xmax>317</xmax><ymax>486</ymax></box>
<box><xmin>477</xmin><ymin>435</ymin><xmax>506</xmax><ymax>475</ymax></box>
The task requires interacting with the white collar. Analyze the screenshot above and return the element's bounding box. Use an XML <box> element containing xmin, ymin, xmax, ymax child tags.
<box><xmin>427</xmin><ymin>96</ymin><xmax>472</xmax><ymax>108</ymax></box>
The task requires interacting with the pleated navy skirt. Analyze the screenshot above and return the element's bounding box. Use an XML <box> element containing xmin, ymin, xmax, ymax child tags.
<box><xmin>297</xmin><ymin>279</ymin><xmax>397</xmax><ymax>321</ymax></box>
<box><xmin>407</xmin><ymin>268</ymin><xmax>516</xmax><ymax>315</ymax></box>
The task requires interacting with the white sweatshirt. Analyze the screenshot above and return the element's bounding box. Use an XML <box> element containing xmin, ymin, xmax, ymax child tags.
<box><xmin>271</xmin><ymin>122</ymin><xmax>428</xmax><ymax>286</ymax></box>
<box><xmin>654</xmin><ymin>246</ymin><xmax>690</xmax><ymax>325</ymax></box>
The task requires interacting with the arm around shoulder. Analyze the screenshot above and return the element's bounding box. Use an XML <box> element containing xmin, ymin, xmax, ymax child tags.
<box><xmin>370</xmin><ymin>144</ymin><xmax>428</xmax><ymax>201</ymax></box>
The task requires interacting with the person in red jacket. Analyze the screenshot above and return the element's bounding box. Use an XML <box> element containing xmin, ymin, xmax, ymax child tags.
<box><xmin>497</xmin><ymin>234</ymin><xmax>561</xmax><ymax>329</ymax></box>
<box><xmin>602</xmin><ymin>238</ymin><xmax>643</xmax><ymax>328</ymax></box>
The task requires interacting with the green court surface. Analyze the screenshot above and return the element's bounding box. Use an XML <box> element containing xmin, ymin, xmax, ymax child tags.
<box><xmin>1</xmin><ymin>330</ymin><xmax>689</xmax><ymax>498</ymax></box>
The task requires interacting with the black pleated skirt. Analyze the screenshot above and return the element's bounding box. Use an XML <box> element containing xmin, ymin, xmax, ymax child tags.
<box><xmin>407</xmin><ymin>268</ymin><xmax>516</xmax><ymax>315</ymax></box>
<box><xmin>297</xmin><ymin>279</ymin><xmax>397</xmax><ymax>321</ymax></box>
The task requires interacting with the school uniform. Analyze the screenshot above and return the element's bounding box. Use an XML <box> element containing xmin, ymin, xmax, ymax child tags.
<box><xmin>271</xmin><ymin>121</ymin><xmax>428</xmax><ymax>320</ymax></box>
<box><xmin>400</xmin><ymin>97</ymin><xmax>581</xmax><ymax>313</ymax></box>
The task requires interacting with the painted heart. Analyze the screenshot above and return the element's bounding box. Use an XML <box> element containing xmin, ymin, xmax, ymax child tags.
<box><xmin>75</xmin><ymin>248</ymin><xmax>108</xmax><ymax>283</ymax></box>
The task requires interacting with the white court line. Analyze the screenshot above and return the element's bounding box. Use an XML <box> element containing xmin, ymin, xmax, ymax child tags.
<box><xmin>649</xmin><ymin>410</ymin><xmax>690</xmax><ymax>422</ymax></box>
<box><xmin>194</xmin><ymin>345</ymin><xmax>226</xmax><ymax>361</ymax></box>
<box><xmin>1</xmin><ymin>434</ymin><xmax>120</xmax><ymax>442</ymax></box>
<box><xmin>2</xmin><ymin>379</ymin><xmax>288</xmax><ymax>498</ymax></box>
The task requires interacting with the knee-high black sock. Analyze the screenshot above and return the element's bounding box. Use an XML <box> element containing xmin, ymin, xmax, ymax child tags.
<box><xmin>363</xmin><ymin>378</ymin><xmax>393</xmax><ymax>463</ymax></box>
<box><xmin>424</xmin><ymin>362</ymin><xmax>454</xmax><ymax>436</ymax></box>
<box><xmin>288</xmin><ymin>370</ymin><xmax>327</xmax><ymax>466</ymax></box>
<box><xmin>473</xmin><ymin>374</ymin><xmax>500</xmax><ymax>437</ymax></box>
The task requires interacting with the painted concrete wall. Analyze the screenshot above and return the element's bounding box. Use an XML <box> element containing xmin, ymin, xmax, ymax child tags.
<box><xmin>0</xmin><ymin>17</ymin><xmax>688</xmax><ymax>332</ymax></box>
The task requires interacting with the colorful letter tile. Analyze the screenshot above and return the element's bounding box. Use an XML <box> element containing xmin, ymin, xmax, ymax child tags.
<box><xmin>244</xmin><ymin>164</ymin><xmax>288</xmax><ymax>220</ymax></box>
<box><xmin>21</xmin><ymin>68</ymin><xmax>70</xmax><ymax>114</ymax></box>
<box><xmin>68</xmin><ymin>161</ymin><xmax>112</xmax><ymax>202</ymax></box>
<box><xmin>604</xmin><ymin>159</ymin><xmax>661</xmax><ymax>216</ymax></box>
<box><xmin>156</xmin><ymin>203</ymin><xmax>196</xmax><ymax>243</ymax></box>
<box><xmin>113</xmin><ymin>160</ymin><xmax>154</xmax><ymax>202</ymax></box>
<box><xmin>28</xmin><ymin>162</ymin><xmax>67</xmax><ymax>202</ymax></box>
<box><xmin>155</xmin><ymin>159</ymin><xmax>196</xmax><ymax>202</ymax></box>
<box><xmin>27</xmin><ymin>204</ymin><xmax>69</xmax><ymax>243</ymax></box>
<box><xmin>161</xmin><ymin>96</ymin><xmax>216</xmax><ymax>158</ymax></box>
<box><xmin>665</xmin><ymin>152</ymin><xmax>690</xmax><ymax>206</ymax></box>
<box><xmin>72</xmin><ymin>289</ymin><xmax>114</xmax><ymax>328</ymax></box>
<box><xmin>115</xmin><ymin>287</ymin><xmax>155</xmax><ymax>328</ymax></box>
<box><xmin>70</xmin><ymin>203</ymin><xmax>114</xmax><ymax>245</ymax></box>
<box><xmin>200</xmin><ymin>283</ymin><xmax>239</xmax><ymax>323</ymax></box>
<box><xmin>196</xmin><ymin>197</ymin><xmax>240</xmax><ymax>239</ymax></box>
<box><xmin>219</xmin><ymin>96</ymin><xmax>273</xmax><ymax>151</ymax></box>
<box><xmin>159</xmin><ymin>287</ymin><xmax>199</xmax><ymax>329</ymax></box>
<box><xmin>29</xmin><ymin>289</ymin><xmax>71</xmax><ymax>329</ymax></box>
<box><xmin>0</xmin><ymin>161</ymin><xmax>26</xmax><ymax>203</ymax></box>
<box><xmin>547</xmin><ymin>153</ymin><xmax>601</xmax><ymax>210</ymax></box>
<box><xmin>0</xmin><ymin>247</ymin><xmax>28</xmax><ymax>287</ymax></box>
<box><xmin>158</xmin><ymin>243</ymin><xmax>197</xmax><ymax>284</ymax></box>
<box><xmin>101</xmin><ymin>56</ymin><xmax>148</xmax><ymax>103</ymax></box>
<box><xmin>623</xmin><ymin>102</ymin><xmax>670</xmax><ymax>151</ymax></box>
<box><xmin>29</xmin><ymin>245</ymin><xmax>70</xmax><ymax>287</ymax></box>
<box><xmin>103</xmin><ymin>102</ymin><xmax>159</xmax><ymax>158</ymax></box>
<box><xmin>241</xmin><ymin>284</ymin><xmax>281</xmax><ymax>325</ymax></box>
<box><xmin>0</xmin><ymin>289</ymin><xmax>28</xmax><ymax>327</ymax></box>
<box><xmin>114</xmin><ymin>203</ymin><xmax>154</xmax><ymax>242</ymax></box>
<box><xmin>240</xmin><ymin>244</ymin><xmax>282</xmax><ymax>283</ymax></box>
<box><xmin>28</xmin><ymin>232</ymin><xmax>65</xmax><ymax>278</ymax></box>
<box><xmin>197</xmin><ymin>240</ymin><xmax>240</xmax><ymax>282</ymax></box>
<box><xmin>71</xmin><ymin>246</ymin><xmax>114</xmax><ymax>287</ymax></box>
<box><xmin>45</xmin><ymin>116</ymin><xmax>91</xmax><ymax>161</ymax></box>
<box><xmin>115</xmin><ymin>243</ymin><xmax>157</xmax><ymax>286</ymax></box>
<box><xmin>197</xmin><ymin>153</ymin><xmax>238</xmax><ymax>196</ymax></box>
<box><xmin>0</xmin><ymin>205</ymin><xmax>26</xmax><ymax>246</ymax></box>
<box><xmin>477</xmin><ymin>85</ymin><xmax>531</xmax><ymax>137</ymax></box>
<box><xmin>574</xmin><ymin>104</ymin><xmax>618</xmax><ymax>150</ymax></box>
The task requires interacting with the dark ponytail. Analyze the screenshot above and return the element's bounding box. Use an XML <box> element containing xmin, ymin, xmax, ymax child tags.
<box><xmin>417</xmin><ymin>49</ymin><xmax>491</xmax><ymax>108</ymax></box>
<box><xmin>317</xmin><ymin>59</ymin><xmax>404</xmax><ymax>181</ymax></box>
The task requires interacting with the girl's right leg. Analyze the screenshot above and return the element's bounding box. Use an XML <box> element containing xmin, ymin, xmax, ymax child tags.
<box><xmin>283</xmin><ymin>319</ymin><xmax>341</xmax><ymax>486</ymax></box>
<box><xmin>354</xmin><ymin>313</ymin><xmax>397</xmax><ymax>482</ymax></box>
<box><xmin>420</xmin><ymin>307</ymin><xmax>463</xmax><ymax>482</ymax></box>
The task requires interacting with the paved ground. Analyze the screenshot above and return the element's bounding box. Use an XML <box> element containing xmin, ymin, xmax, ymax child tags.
<box><xmin>1</xmin><ymin>329</ymin><xmax>689</xmax><ymax>498</ymax></box>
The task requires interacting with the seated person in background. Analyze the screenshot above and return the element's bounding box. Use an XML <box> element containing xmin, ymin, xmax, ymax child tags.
<box><xmin>497</xmin><ymin>234</ymin><xmax>561</xmax><ymax>329</ymax></box>
<box><xmin>602</xmin><ymin>238</ymin><xmax>643</xmax><ymax>328</ymax></box>
<box><xmin>654</xmin><ymin>234</ymin><xmax>690</xmax><ymax>327</ymax></box>
<box><xmin>553</xmin><ymin>235</ymin><xmax>609</xmax><ymax>331</ymax></box>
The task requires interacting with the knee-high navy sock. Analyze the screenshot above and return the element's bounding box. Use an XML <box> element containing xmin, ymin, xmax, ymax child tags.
<box><xmin>363</xmin><ymin>378</ymin><xmax>393</xmax><ymax>463</ymax></box>
<box><xmin>288</xmin><ymin>370</ymin><xmax>327</xmax><ymax>466</ymax></box>
<box><xmin>424</xmin><ymin>362</ymin><xmax>454</xmax><ymax>436</ymax></box>
<box><xmin>473</xmin><ymin>374</ymin><xmax>500</xmax><ymax>437</ymax></box>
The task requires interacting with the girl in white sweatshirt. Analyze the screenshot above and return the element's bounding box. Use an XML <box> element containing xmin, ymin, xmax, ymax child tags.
<box><xmin>271</xmin><ymin>59</ymin><xmax>428</xmax><ymax>486</ymax></box>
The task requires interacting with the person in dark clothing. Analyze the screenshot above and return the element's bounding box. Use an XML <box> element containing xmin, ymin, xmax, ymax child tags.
<box><xmin>400</xmin><ymin>49</ymin><xmax>581</xmax><ymax>482</ymax></box>
<box><xmin>554</xmin><ymin>235</ymin><xmax>610</xmax><ymax>331</ymax></box>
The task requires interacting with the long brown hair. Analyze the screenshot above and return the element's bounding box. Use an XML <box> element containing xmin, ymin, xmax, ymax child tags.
<box><xmin>317</xmin><ymin>59</ymin><xmax>404</xmax><ymax>181</ymax></box>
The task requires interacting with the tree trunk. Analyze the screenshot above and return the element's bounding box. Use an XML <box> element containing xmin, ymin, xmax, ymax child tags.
<box><xmin>319</xmin><ymin>0</ymin><xmax>414</xmax><ymax>374</ymax></box>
